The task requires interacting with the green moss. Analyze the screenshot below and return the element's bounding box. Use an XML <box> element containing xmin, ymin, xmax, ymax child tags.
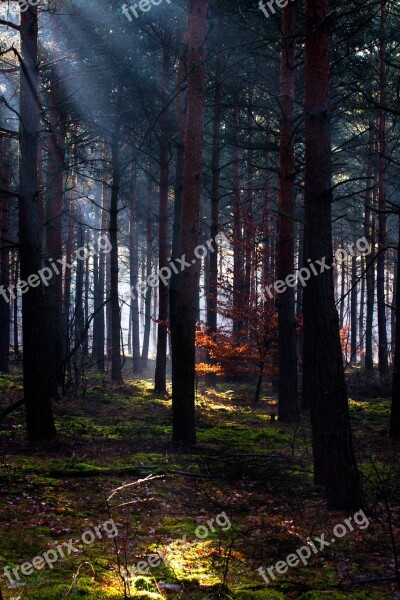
<box><xmin>234</xmin><ymin>589</ymin><xmax>285</xmax><ymax>599</ymax></box>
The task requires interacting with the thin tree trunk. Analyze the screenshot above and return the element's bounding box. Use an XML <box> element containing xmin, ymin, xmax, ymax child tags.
<box><xmin>277</xmin><ymin>0</ymin><xmax>299</xmax><ymax>423</ymax></box>
<box><xmin>95</xmin><ymin>182</ymin><xmax>108</xmax><ymax>372</ymax></box>
<box><xmin>232</xmin><ymin>98</ymin><xmax>244</xmax><ymax>338</ymax></box>
<box><xmin>74</xmin><ymin>207</ymin><xmax>85</xmax><ymax>348</ymax></box>
<box><xmin>172</xmin><ymin>0</ymin><xmax>207</xmax><ymax>444</ymax></box>
<box><xmin>13</xmin><ymin>254</ymin><xmax>19</xmax><ymax>358</ymax></box>
<box><xmin>365</xmin><ymin>125</ymin><xmax>376</xmax><ymax>372</ymax></box>
<box><xmin>390</xmin><ymin>215</ymin><xmax>400</xmax><ymax>439</ymax></box>
<box><xmin>350</xmin><ymin>244</ymin><xmax>358</xmax><ymax>363</ymax></box>
<box><xmin>141</xmin><ymin>174</ymin><xmax>153</xmax><ymax>363</ymax></box>
<box><xmin>392</xmin><ymin>248</ymin><xmax>397</xmax><ymax>360</ymax></box>
<box><xmin>19</xmin><ymin>5</ymin><xmax>56</xmax><ymax>439</ymax></box>
<box><xmin>62</xmin><ymin>195</ymin><xmax>75</xmax><ymax>370</ymax></box>
<box><xmin>129</xmin><ymin>158</ymin><xmax>142</xmax><ymax>375</ymax></box>
<box><xmin>303</xmin><ymin>0</ymin><xmax>361</xmax><ymax>509</ymax></box>
<box><xmin>205</xmin><ymin>41</ymin><xmax>222</xmax><ymax>388</ymax></box>
<box><xmin>359</xmin><ymin>255</ymin><xmax>365</xmax><ymax>364</ymax></box>
<box><xmin>155</xmin><ymin>45</ymin><xmax>170</xmax><ymax>394</ymax></box>
<box><xmin>170</xmin><ymin>40</ymin><xmax>187</xmax><ymax>402</ymax></box>
<box><xmin>377</xmin><ymin>1</ymin><xmax>388</xmax><ymax>376</ymax></box>
<box><xmin>109</xmin><ymin>135</ymin><xmax>122</xmax><ymax>382</ymax></box>
<box><xmin>0</xmin><ymin>137</ymin><xmax>11</xmax><ymax>373</ymax></box>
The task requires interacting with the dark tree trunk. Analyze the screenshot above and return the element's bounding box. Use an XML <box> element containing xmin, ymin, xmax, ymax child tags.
<box><xmin>377</xmin><ymin>2</ymin><xmax>388</xmax><ymax>376</ymax></box>
<box><xmin>232</xmin><ymin>99</ymin><xmax>244</xmax><ymax>338</ymax></box>
<box><xmin>141</xmin><ymin>174</ymin><xmax>153</xmax><ymax>363</ymax></box>
<box><xmin>62</xmin><ymin>196</ymin><xmax>75</xmax><ymax>375</ymax></box>
<box><xmin>109</xmin><ymin>135</ymin><xmax>122</xmax><ymax>382</ymax></box>
<box><xmin>19</xmin><ymin>6</ymin><xmax>56</xmax><ymax>440</ymax></box>
<box><xmin>129</xmin><ymin>159</ymin><xmax>142</xmax><ymax>375</ymax></box>
<box><xmin>277</xmin><ymin>0</ymin><xmax>299</xmax><ymax>423</ymax></box>
<box><xmin>365</xmin><ymin>128</ymin><xmax>376</xmax><ymax>372</ymax></box>
<box><xmin>303</xmin><ymin>0</ymin><xmax>361</xmax><ymax>509</ymax></box>
<box><xmin>359</xmin><ymin>255</ymin><xmax>365</xmax><ymax>364</ymax></box>
<box><xmin>95</xmin><ymin>182</ymin><xmax>108</xmax><ymax>372</ymax></box>
<box><xmin>172</xmin><ymin>0</ymin><xmax>207</xmax><ymax>444</ymax></box>
<box><xmin>390</xmin><ymin>215</ymin><xmax>400</xmax><ymax>440</ymax></box>
<box><xmin>155</xmin><ymin>45</ymin><xmax>170</xmax><ymax>394</ymax></box>
<box><xmin>0</xmin><ymin>137</ymin><xmax>11</xmax><ymax>373</ymax></box>
<box><xmin>170</xmin><ymin>41</ymin><xmax>187</xmax><ymax>403</ymax></box>
<box><xmin>13</xmin><ymin>254</ymin><xmax>19</xmax><ymax>358</ymax></box>
<box><xmin>92</xmin><ymin>187</ymin><xmax>103</xmax><ymax>371</ymax></box>
<box><xmin>350</xmin><ymin>244</ymin><xmax>358</xmax><ymax>363</ymax></box>
<box><xmin>74</xmin><ymin>207</ymin><xmax>85</xmax><ymax>348</ymax></box>
<box><xmin>205</xmin><ymin>42</ymin><xmax>222</xmax><ymax>389</ymax></box>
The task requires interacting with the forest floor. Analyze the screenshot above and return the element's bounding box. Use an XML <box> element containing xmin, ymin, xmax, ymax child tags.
<box><xmin>0</xmin><ymin>366</ymin><xmax>399</xmax><ymax>599</ymax></box>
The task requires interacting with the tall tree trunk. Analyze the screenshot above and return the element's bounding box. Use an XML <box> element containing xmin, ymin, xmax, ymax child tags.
<box><xmin>244</xmin><ymin>92</ymin><xmax>254</xmax><ymax>313</ymax></box>
<box><xmin>141</xmin><ymin>175</ymin><xmax>153</xmax><ymax>363</ymax></box>
<box><xmin>392</xmin><ymin>248</ymin><xmax>397</xmax><ymax>360</ymax></box>
<box><xmin>74</xmin><ymin>207</ymin><xmax>85</xmax><ymax>348</ymax></box>
<box><xmin>129</xmin><ymin>158</ymin><xmax>142</xmax><ymax>375</ymax></box>
<box><xmin>172</xmin><ymin>0</ymin><xmax>207</xmax><ymax>444</ymax></box>
<box><xmin>19</xmin><ymin>5</ymin><xmax>56</xmax><ymax>439</ymax></box>
<box><xmin>92</xmin><ymin>187</ymin><xmax>102</xmax><ymax>368</ymax></box>
<box><xmin>95</xmin><ymin>182</ymin><xmax>108</xmax><ymax>372</ymax></box>
<box><xmin>277</xmin><ymin>0</ymin><xmax>299</xmax><ymax>423</ymax></box>
<box><xmin>365</xmin><ymin>128</ymin><xmax>376</xmax><ymax>372</ymax></box>
<box><xmin>155</xmin><ymin>45</ymin><xmax>170</xmax><ymax>394</ymax></box>
<box><xmin>232</xmin><ymin>99</ymin><xmax>244</xmax><ymax>338</ymax></box>
<box><xmin>350</xmin><ymin>243</ymin><xmax>358</xmax><ymax>363</ymax></box>
<box><xmin>13</xmin><ymin>254</ymin><xmax>19</xmax><ymax>359</ymax></box>
<box><xmin>170</xmin><ymin>40</ymin><xmax>187</xmax><ymax>401</ymax></box>
<box><xmin>359</xmin><ymin>255</ymin><xmax>365</xmax><ymax>364</ymax></box>
<box><xmin>377</xmin><ymin>1</ymin><xmax>388</xmax><ymax>376</ymax></box>
<box><xmin>303</xmin><ymin>0</ymin><xmax>361</xmax><ymax>509</ymax></box>
<box><xmin>0</xmin><ymin>137</ymin><xmax>11</xmax><ymax>373</ymax></box>
<box><xmin>390</xmin><ymin>215</ymin><xmax>400</xmax><ymax>439</ymax></box>
<box><xmin>62</xmin><ymin>192</ymin><xmax>76</xmax><ymax>378</ymax></box>
<box><xmin>109</xmin><ymin>135</ymin><xmax>122</xmax><ymax>382</ymax></box>
<box><xmin>205</xmin><ymin>41</ymin><xmax>222</xmax><ymax>389</ymax></box>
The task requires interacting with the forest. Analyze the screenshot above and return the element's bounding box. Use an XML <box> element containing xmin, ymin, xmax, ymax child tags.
<box><xmin>0</xmin><ymin>0</ymin><xmax>400</xmax><ymax>598</ymax></box>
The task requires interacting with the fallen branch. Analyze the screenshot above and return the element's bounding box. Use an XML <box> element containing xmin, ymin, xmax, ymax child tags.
<box><xmin>0</xmin><ymin>398</ymin><xmax>25</xmax><ymax>422</ymax></box>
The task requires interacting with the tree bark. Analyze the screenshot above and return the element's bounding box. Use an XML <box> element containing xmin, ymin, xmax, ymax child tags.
<box><xmin>277</xmin><ymin>0</ymin><xmax>299</xmax><ymax>423</ymax></box>
<box><xmin>172</xmin><ymin>0</ymin><xmax>207</xmax><ymax>444</ymax></box>
<box><xmin>129</xmin><ymin>158</ymin><xmax>142</xmax><ymax>375</ymax></box>
<box><xmin>0</xmin><ymin>137</ymin><xmax>11</xmax><ymax>373</ymax></box>
<box><xmin>109</xmin><ymin>135</ymin><xmax>122</xmax><ymax>382</ymax></box>
<box><xmin>141</xmin><ymin>174</ymin><xmax>153</xmax><ymax>363</ymax></box>
<box><xmin>390</xmin><ymin>215</ymin><xmax>400</xmax><ymax>440</ymax></box>
<box><xmin>350</xmin><ymin>244</ymin><xmax>358</xmax><ymax>363</ymax></box>
<box><xmin>232</xmin><ymin>98</ymin><xmax>244</xmax><ymax>338</ymax></box>
<box><xmin>205</xmin><ymin>41</ymin><xmax>222</xmax><ymax>388</ymax></box>
<box><xmin>303</xmin><ymin>0</ymin><xmax>361</xmax><ymax>509</ymax></box>
<box><xmin>170</xmin><ymin>39</ymin><xmax>187</xmax><ymax>403</ymax></box>
<box><xmin>377</xmin><ymin>1</ymin><xmax>388</xmax><ymax>376</ymax></box>
<box><xmin>155</xmin><ymin>45</ymin><xmax>170</xmax><ymax>394</ymax></box>
<box><xmin>19</xmin><ymin>5</ymin><xmax>56</xmax><ymax>439</ymax></box>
